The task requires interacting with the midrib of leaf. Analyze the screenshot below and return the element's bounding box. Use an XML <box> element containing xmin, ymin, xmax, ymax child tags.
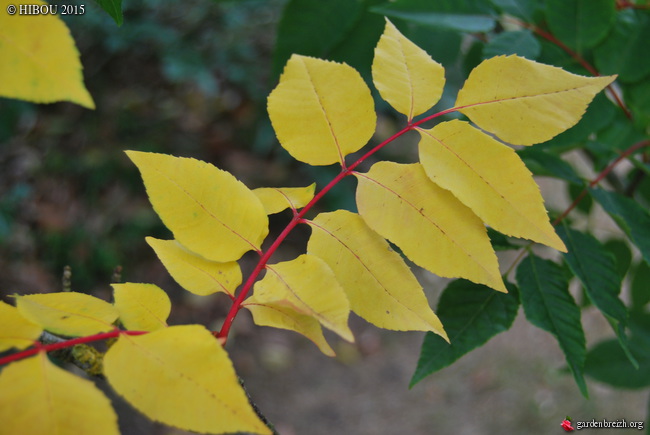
<box><xmin>523</xmin><ymin>255</ymin><xmax>587</xmax><ymax>395</ymax></box>
<box><xmin>265</xmin><ymin>265</ymin><xmax>329</xmax><ymax>326</ymax></box>
<box><xmin>355</xmin><ymin>170</ymin><xmax>495</xmax><ymax>277</ymax></box>
<box><xmin>124</xmin><ymin>297</ymin><xmax>167</xmax><ymax>329</ymax></box>
<box><xmin>151</xmin><ymin>166</ymin><xmax>259</xmax><ymax>252</ymax></box>
<box><xmin>423</xmin><ymin>293</ymin><xmax>498</xmax><ymax>364</ymax></box>
<box><xmin>391</xmin><ymin>33</ymin><xmax>416</xmax><ymax>121</ymax></box>
<box><xmin>123</xmin><ymin>336</ymin><xmax>242</xmax><ymax>417</ymax></box>
<box><xmin>302</xmin><ymin>60</ymin><xmax>345</xmax><ymax>166</ymax></box>
<box><xmin>455</xmin><ymin>84</ymin><xmax>599</xmax><ymax>109</ymax></box>
<box><xmin>27</xmin><ymin>300</ymin><xmax>113</xmax><ymax>330</ymax></box>
<box><xmin>308</xmin><ymin>219</ymin><xmax>427</xmax><ymax>321</ymax></box>
<box><xmin>418</xmin><ymin>127</ymin><xmax>551</xmax><ymax>237</ymax></box>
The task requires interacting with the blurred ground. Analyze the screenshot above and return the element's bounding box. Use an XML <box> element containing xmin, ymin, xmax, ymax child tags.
<box><xmin>1</xmin><ymin>1</ymin><xmax>647</xmax><ymax>434</ymax></box>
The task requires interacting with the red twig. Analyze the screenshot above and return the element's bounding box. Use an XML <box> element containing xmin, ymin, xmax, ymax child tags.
<box><xmin>0</xmin><ymin>329</ymin><xmax>147</xmax><ymax>367</ymax></box>
<box><xmin>553</xmin><ymin>139</ymin><xmax>650</xmax><ymax>226</ymax></box>
<box><xmin>616</xmin><ymin>0</ymin><xmax>650</xmax><ymax>10</ymax></box>
<box><xmin>217</xmin><ymin>121</ymin><xmax>424</xmax><ymax>341</ymax></box>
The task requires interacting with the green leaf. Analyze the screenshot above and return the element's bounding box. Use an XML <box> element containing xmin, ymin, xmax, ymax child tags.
<box><xmin>327</xmin><ymin>0</ymin><xmax>386</xmax><ymax>80</ymax></box>
<box><xmin>489</xmin><ymin>0</ymin><xmax>541</xmax><ymax>21</ymax></box>
<box><xmin>545</xmin><ymin>0</ymin><xmax>615</xmax><ymax>53</ymax></box>
<box><xmin>590</xmin><ymin>187</ymin><xmax>650</xmax><ymax>266</ymax></box>
<box><xmin>557</xmin><ymin>225</ymin><xmax>627</xmax><ymax>325</ymax></box>
<box><xmin>371</xmin><ymin>0</ymin><xmax>497</xmax><ymax>33</ymax></box>
<box><xmin>483</xmin><ymin>30</ymin><xmax>541</xmax><ymax>60</ymax></box>
<box><xmin>411</xmin><ymin>280</ymin><xmax>519</xmax><ymax>386</ymax></box>
<box><xmin>632</xmin><ymin>261</ymin><xmax>650</xmax><ymax>310</ymax></box>
<box><xmin>585</xmin><ymin>312</ymin><xmax>650</xmax><ymax>389</ymax></box>
<box><xmin>517</xmin><ymin>148</ymin><xmax>583</xmax><ymax>185</ymax></box>
<box><xmin>604</xmin><ymin>239</ymin><xmax>633</xmax><ymax>279</ymax></box>
<box><xmin>516</xmin><ymin>254</ymin><xmax>588</xmax><ymax>397</ymax></box>
<box><xmin>626</xmin><ymin>79</ymin><xmax>650</xmax><ymax>127</ymax></box>
<box><xmin>93</xmin><ymin>0</ymin><xmax>123</xmax><ymax>26</ymax></box>
<box><xmin>272</xmin><ymin>0</ymin><xmax>363</xmax><ymax>79</ymax></box>
<box><xmin>594</xmin><ymin>9</ymin><xmax>650</xmax><ymax>83</ymax></box>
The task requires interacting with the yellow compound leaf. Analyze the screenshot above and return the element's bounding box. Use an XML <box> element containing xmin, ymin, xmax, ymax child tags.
<box><xmin>0</xmin><ymin>354</ymin><xmax>119</xmax><ymax>435</ymax></box>
<box><xmin>127</xmin><ymin>151</ymin><xmax>269</xmax><ymax>263</ymax></box>
<box><xmin>15</xmin><ymin>293</ymin><xmax>119</xmax><ymax>336</ymax></box>
<box><xmin>419</xmin><ymin>120</ymin><xmax>566</xmax><ymax>252</ymax></box>
<box><xmin>355</xmin><ymin>162</ymin><xmax>506</xmax><ymax>293</ymax></box>
<box><xmin>455</xmin><ymin>55</ymin><xmax>615</xmax><ymax>145</ymax></box>
<box><xmin>307</xmin><ymin>210</ymin><xmax>448</xmax><ymax>339</ymax></box>
<box><xmin>254</xmin><ymin>254</ymin><xmax>353</xmax><ymax>342</ymax></box>
<box><xmin>243</xmin><ymin>297</ymin><xmax>335</xmax><ymax>356</ymax></box>
<box><xmin>267</xmin><ymin>55</ymin><xmax>376</xmax><ymax>166</ymax></box>
<box><xmin>103</xmin><ymin>325</ymin><xmax>271</xmax><ymax>435</ymax></box>
<box><xmin>372</xmin><ymin>18</ymin><xmax>445</xmax><ymax>120</ymax></box>
<box><xmin>146</xmin><ymin>237</ymin><xmax>242</xmax><ymax>297</ymax></box>
<box><xmin>0</xmin><ymin>300</ymin><xmax>42</xmax><ymax>351</ymax></box>
<box><xmin>253</xmin><ymin>184</ymin><xmax>316</xmax><ymax>215</ymax></box>
<box><xmin>0</xmin><ymin>0</ymin><xmax>94</xmax><ymax>109</ymax></box>
<box><xmin>112</xmin><ymin>283</ymin><xmax>170</xmax><ymax>332</ymax></box>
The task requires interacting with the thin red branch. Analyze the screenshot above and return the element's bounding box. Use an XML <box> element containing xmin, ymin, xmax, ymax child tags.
<box><xmin>552</xmin><ymin>139</ymin><xmax>650</xmax><ymax>225</ymax></box>
<box><xmin>217</xmin><ymin>115</ymin><xmax>441</xmax><ymax>342</ymax></box>
<box><xmin>616</xmin><ymin>0</ymin><xmax>650</xmax><ymax>10</ymax></box>
<box><xmin>0</xmin><ymin>329</ymin><xmax>147</xmax><ymax>367</ymax></box>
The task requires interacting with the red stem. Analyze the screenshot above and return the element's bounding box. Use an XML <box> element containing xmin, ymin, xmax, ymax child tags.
<box><xmin>216</xmin><ymin>118</ymin><xmax>432</xmax><ymax>341</ymax></box>
<box><xmin>0</xmin><ymin>329</ymin><xmax>146</xmax><ymax>367</ymax></box>
<box><xmin>553</xmin><ymin>139</ymin><xmax>650</xmax><ymax>225</ymax></box>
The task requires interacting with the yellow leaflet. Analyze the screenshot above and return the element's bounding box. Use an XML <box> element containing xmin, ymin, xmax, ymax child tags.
<box><xmin>253</xmin><ymin>183</ymin><xmax>316</xmax><ymax>214</ymax></box>
<box><xmin>0</xmin><ymin>0</ymin><xmax>94</xmax><ymax>108</ymax></box>
<box><xmin>355</xmin><ymin>162</ymin><xmax>506</xmax><ymax>293</ymax></box>
<box><xmin>0</xmin><ymin>354</ymin><xmax>118</xmax><ymax>435</ymax></box>
<box><xmin>243</xmin><ymin>297</ymin><xmax>335</xmax><ymax>356</ymax></box>
<box><xmin>267</xmin><ymin>55</ymin><xmax>376</xmax><ymax>166</ymax></box>
<box><xmin>0</xmin><ymin>300</ymin><xmax>42</xmax><ymax>351</ymax></box>
<box><xmin>455</xmin><ymin>55</ymin><xmax>615</xmax><ymax>145</ymax></box>
<box><xmin>307</xmin><ymin>210</ymin><xmax>448</xmax><ymax>339</ymax></box>
<box><xmin>418</xmin><ymin>121</ymin><xmax>566</xmax><ymax>252</ymax></box>
<box><xmin>254</xmin><ymin>254</ymin><xmax>353</xmax><ymax>341</ymax></box>
<box><xmin>372</xmin><ymin>19</ymin><xmax>445</xmax><ymax>120</ymax></box>
<box><xmin>104</xmin><ymin>325</ymin><xmax>271</xmax><ymax>435</ymax></box>
<box><xmin>15</xmin><ymin>292</ymin><xmax>119</xmax><ymax>336</ymax></box>
<box><xmin>146</xmin><ymin>237</ymin><xmax>241</xmax><ymax>297</ymax></box>
<box><xmin>127</xmin><ymin>151</ymin><xmax>269</xmax><ymax>263</ymax></box>
<box><xmin>112</xmin><ymin>283</ymin><xmax>170</xmax><ymax>332</ymax></box>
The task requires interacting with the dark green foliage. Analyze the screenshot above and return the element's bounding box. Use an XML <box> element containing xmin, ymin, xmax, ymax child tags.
<box><xmin>517</xmin><ymin>254</ymin><xmax>588</xmax><ymax>397</ymax></box>
<box><xmin>411</xmin><ymin>280</ymin><xmax>519</xmax><ymax>386</ymax></box>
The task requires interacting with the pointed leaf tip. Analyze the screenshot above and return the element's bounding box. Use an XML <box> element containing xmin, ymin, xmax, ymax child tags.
<box><xmin>268</xmin><ymin>55</ymin><xmax>376</xmax><ymax>166</ymax></box>
<box><xmin>146</xmin><ymin>237</ymin><xmax>242</xmax><ymax>297</ymax></box>
<box><xmin>355</xmin><ymin>162</ymin><xmax>506</xmax><ymax>293</ymax></box>
<box><xmin>307</xmin><ymin>210</ymin><xmax>447</xmax><ymax>339</ymax></box>
<box><xmin>456</xmin><ymin>55</ymin><xmax>615</xmax><ymax>145</ymax></box>
<box><xmin>104</xmin><ymin>325</ymin><xmax>271</xmax><ymax>434</ymax></box>
<box><xmin>0</xmin><ymin>3</ymin><xmax>94</xmax><ymax>108</ymax></box>
<box><xmin>372</xmin><ymin>19</ymin><xmax>445</xmax><ymax>120</ymax></box>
